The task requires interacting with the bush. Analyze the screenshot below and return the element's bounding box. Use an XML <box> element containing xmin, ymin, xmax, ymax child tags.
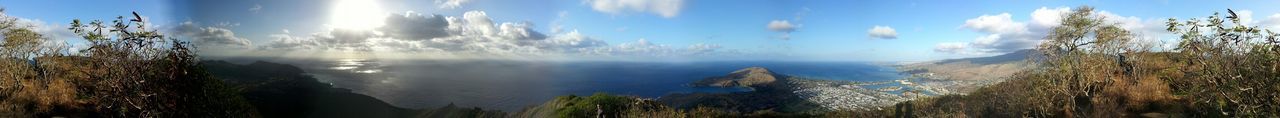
<box><xmin>1164</xmin><ymin>9</ymin><xmax>1280</xmax><ymax>117</ymax></box>
<box><xmin>0</xmin><ymin>10</ymin><xmax>256</xmax><ymax>117</ymax></box>
<box><xmin>835</xmin><ymin>6</ymin><xmax>1280</xmax><ymax>117</ymax></box>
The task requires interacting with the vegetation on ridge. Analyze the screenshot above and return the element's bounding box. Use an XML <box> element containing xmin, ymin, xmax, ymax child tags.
<box><xmin>1</xmin><ymin>4</ymin><xmax>1277</xmax><ymax>118</ymax></box>
<box><xmin>832</xmin><ymin>6</ymin><xmax>1280</xmax><ymax>117</ymax></box>
<box><xmin>0</xmin><ymin>10</ymin><xmax>255</xmax><ymax>117</ymax></box>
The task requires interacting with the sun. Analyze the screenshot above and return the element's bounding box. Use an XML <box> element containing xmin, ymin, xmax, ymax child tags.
<box><xmin>329</xmin><ymin>0</ymin><xmax>386</xmax><ymax>30</ymax></box>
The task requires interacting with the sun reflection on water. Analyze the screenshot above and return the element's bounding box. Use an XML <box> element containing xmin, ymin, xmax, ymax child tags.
<box><xmin>329</xmin><ymin>58</ymin><xmax>382</xmax><ymax>74</ymax></box>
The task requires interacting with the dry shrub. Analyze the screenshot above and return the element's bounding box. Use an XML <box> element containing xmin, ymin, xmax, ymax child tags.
<box><xmin>1165</xmin><ymin>9</ymin><xmax>1280</xmax><ymax>117</ymax></box>
<box><xmin>1</xmin><ymin>10</ymin><xmax>255</xmax><ymax>117</ymax></box>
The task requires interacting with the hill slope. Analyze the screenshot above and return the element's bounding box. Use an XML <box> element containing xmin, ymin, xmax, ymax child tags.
<box><xmin>895</xmin><ymin>49</ymin><xmax>1039</xmax><ymax>94</ymax></box>
<box><xmin>899</xmin><ymin>49</ymin><xmax>1039</xmax><ymax>81</ymax></box>
<box><xmin>202</xmin><ymin>60</ymin><xmax>507</xmax><ymax>118</ymax></box>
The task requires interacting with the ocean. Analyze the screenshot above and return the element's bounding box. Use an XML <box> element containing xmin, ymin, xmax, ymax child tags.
<box><xmin>217</xmin><ymin>58</ymin><xmax>907</xmax><ymax>111</ymax></box>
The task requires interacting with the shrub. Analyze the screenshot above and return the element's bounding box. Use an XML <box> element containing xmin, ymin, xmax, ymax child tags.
<box><xmin>0</xmin><ymin>10</ymin><xmax>256</xmax><ymax>117</ymax></box>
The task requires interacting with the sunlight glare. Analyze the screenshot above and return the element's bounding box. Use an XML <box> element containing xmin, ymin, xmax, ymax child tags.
<box><xmin>329</xmin><ymin>0</ymin><xmax>386</xmax><ymax>30</ymax></box>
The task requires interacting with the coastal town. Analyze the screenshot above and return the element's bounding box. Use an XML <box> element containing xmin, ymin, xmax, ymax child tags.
<box><xmin>787</xmin><ymin>78</ymin><xmax>909</xmax><ymax>111</ymax></box>
<box><xmin>783</xmin><ymin>70</ymin><xmax>1006</xmax><ymax>111</ymax></box>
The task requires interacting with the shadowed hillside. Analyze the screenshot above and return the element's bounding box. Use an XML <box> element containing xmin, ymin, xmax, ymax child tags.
<box><xmin>202</xmin><ymin>60</ymin><xmax>508</xmax><ymax>118</ymax></box>
<box><xmin>0</xmin><ymin>11</ymin><xmax>255</xmax><ymax>117</ymax></box>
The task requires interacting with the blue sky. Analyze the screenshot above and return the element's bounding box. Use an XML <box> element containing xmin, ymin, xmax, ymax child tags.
<box><xmin>3</xmin><ymin>0</ymin><xmax>1280</xmax><ymax>62</ymax></box>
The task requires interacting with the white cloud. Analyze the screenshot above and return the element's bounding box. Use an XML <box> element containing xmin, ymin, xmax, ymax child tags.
<box><xmin>1</xmin><ymin>13</ymin><xmax>83</xmax><ymax>51</ymax></box>
<box><xmin>867</xmin><ymin>26</ymin><xmax>898</xmax><ymax>39</ymax></box>
<box><xmin>260</xmin><ymin>10</ymin><xmax>729</xmax><ymax>58</ymax></box>
<box><xmin>768</xmin><ymin>20</ymin><xmax>797</xmax><ymax>32</ymax></box>
<box><xmin>436</xmin><ymin>0</ymin><xmax>472</xmax><ymax>10</ymax></box>
<box><xmin>940</xmin><ymin>7</ymin><xmax>1167</xmax><ymax>55</ymax></box>
<box><xmin>585</xmin><ymin>0</ymin><xmax>685</xmax><ymax>18</ymax></box>
<box><xmin>1235</xmin><ymin>10</ymin><xmax>1254</xmax><ymax>26</ymax></box>
<box><xmin>956</xmin><ymin>12</ymin><xmax>1040</xmax><ymax>53</ymax></box>
<box><xmin>962</xmin><ymin>13</ymin><xmax>1029</xmax><ymax>34</ymax></box>
<box><xmin>1030</xmin><ymin>7</ymin><xmax>1070</xmax><ymax>28</ymax></box>
<box><xmin>1221</xmin><ymin>10</ymin><xmax>1280</xmax><ymax>31</ymax></box>
<box><xmin>971</xmin><ymin>34</ymin><xmax>1001</xmax><ymax>48</ymax></box>
<box><xmin>260</xmin><ymin>34</ymin><xmax>320</xmax><ymax>50</ymax></box>
<box><xmin>249</xmin><ymin>4</ymin><xmax>262</xmax><ymax>13</ymax></box>
<box><xmin>314</xmin><ymin>29</ymin><xmax>378</xmax><ymax>51</ymax></box>
<box><xmin>176</xmin><ymin>21</ymin><xmax>252</xmax><ymax>47</ymax></box>
<box><xmin>1251</xmin><ymin>13</ymin><xmax>1280</xmax><ymax>31</ymax></box>
<box><xmin>933</xmin><ymin>42</ymin><xmax>968</xmax><ymax>54</ymax></box>
<box><xmin>768</xmin><ymin>20</ymin><xmax>797</xmax><ymax>40</ymax></box>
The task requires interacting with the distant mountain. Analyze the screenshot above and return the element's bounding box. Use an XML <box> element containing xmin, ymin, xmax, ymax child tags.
<box><xmin>899</xmin><ymin>49</ymin><xmax>1039</xmax><ymax>81</ymax></box>
<box><xmin>201</xmin><ymin>60</ymin><xmax>506</xmax><ymax>118</ymax></box>
<box><xmin>893</xmin><ymin>49</ymin><xmax>1040</xmax><ymax>94</ymax></box>
<box><xmin>934</xmin><ymin>49</ymin><xmax>1042</xmax><ymax>65</ymax></box>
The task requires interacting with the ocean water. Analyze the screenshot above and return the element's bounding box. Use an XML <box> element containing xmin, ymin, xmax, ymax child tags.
<box><xmin>218</xmin><ymin>58</ymin><xmax>906</xmax><ymax>111</ymax></box>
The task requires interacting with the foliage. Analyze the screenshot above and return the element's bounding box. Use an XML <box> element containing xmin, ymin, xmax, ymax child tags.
<box><xmin>0</xmin><ymin>10</ymin><xmax>255</xmax><ymax>117</ymax></box>
<box><xmin>554</xmin><ymin>93</ymin><xmax>635</xmax><ymax>118</ymax></box>
<box><xmin>1164</xmin><ymin>9</ymin><xmax>1280</xmax><ymax>117</ymax></box>
<box><xmin>833</xmin><ymin>6</ymin><xmax>1280</xmax><ymax>117</ymax></box>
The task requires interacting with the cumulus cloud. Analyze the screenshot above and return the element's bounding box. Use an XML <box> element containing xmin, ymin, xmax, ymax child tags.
<box><xmin>1207</xmin><ymin>10</ymin><xmax>1280</xmax><ymax>33</ymax></box>
<box><xmin>257</xmin><ymin>29</ymin><xmax>375</xmax><ymax>51</ymax></box>
<box><xmin>260</xmin><ymin>34</ymin><xmax>320</xmax><ymax>50</ymax></box>
<box><xmin>585</xmin><ymin>0</ymin><xmax>685</xmax><ymax>18</ymax></box>
<box><xmin>0</xmin><ymin>13</ymin><xmax>83</xmax><ymax>50</ymax></box>
<box><xmin>767</xmin><ymin>20</ymin><xmax>797</xmax><ymax>32</ymax></box>
<box><xmin>1253</xmin><ymin>13</ymin><xmax>1280</xmax><ymax>30</ymax></box>
<box><xmin>1030</xmin><ymin>7</ymin><xmax>1070</xmax><ymax>28</ymax></box>
<box><xmin>1236</xmin><ymin>10</ymin><xmax>1254</xmax><ymax>26</ymax></box>
<box><xmin>933</xmin><ymin>42</ymin><xmax>968</xmax><ymax>54</ymax></box>
<box><xmin>767</xmin><ymin>20</ymin><xmax>797</xmax><ymax>40</ymax></box>
<box><xmin>176</xmin><ymin>21</ymin><xmax>252</xmax><ymax>47</ymax></box>
<box><xmin>962</xmin><ymin>13</ymin><xmax>1030</xmax><ymax>35</ymax></box>
<box><xmin>260</xmin><ymin>10</ymin><xmax>728</xmax><ymax>58</ymax></box>
<box><xmin>436</xmin><ymin>0</ymin><xmax>471</xmax><ymax>9</ymax></box>
<box><xmin>937</xmin><ymin>7</ymin><xmax>1167</xmax><ymax>54</ymax></box>
<box><xmin>378</xmin><ymin>12</ymin><xmax>451</xmax><ymax>40</ymax></box>
<box><xmin>536</xmin><ymin>30</ymin><xmax>609</xmax><ymax>52</ymax></box>
<box><xmin>314</xmin><ymin>29</ymin><xmax>379</xmax><ymax>51</ymax></box>
<box><xmin>867</xmin><ymin>26</ymin><xmax>897</xmax><ymax>39</ymax></box>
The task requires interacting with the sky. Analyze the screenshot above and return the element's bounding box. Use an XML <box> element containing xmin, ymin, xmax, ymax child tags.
<box><xmin>3</xmin><ymin>0</ymin><xmax>1280</xmax><ymax>62</ymax></box>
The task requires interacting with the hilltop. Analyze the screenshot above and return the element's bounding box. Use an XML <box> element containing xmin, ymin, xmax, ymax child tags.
<box><xmin>689</xmin><ymin>67</ymin><xmax>780</xmax><ymax>88</ymax></box>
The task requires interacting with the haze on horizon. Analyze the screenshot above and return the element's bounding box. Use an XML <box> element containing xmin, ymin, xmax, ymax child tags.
<box><xmin>3</xmin><ymin>0</ymin><xmax>1280</xmax><ymax>62</ymax></box>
